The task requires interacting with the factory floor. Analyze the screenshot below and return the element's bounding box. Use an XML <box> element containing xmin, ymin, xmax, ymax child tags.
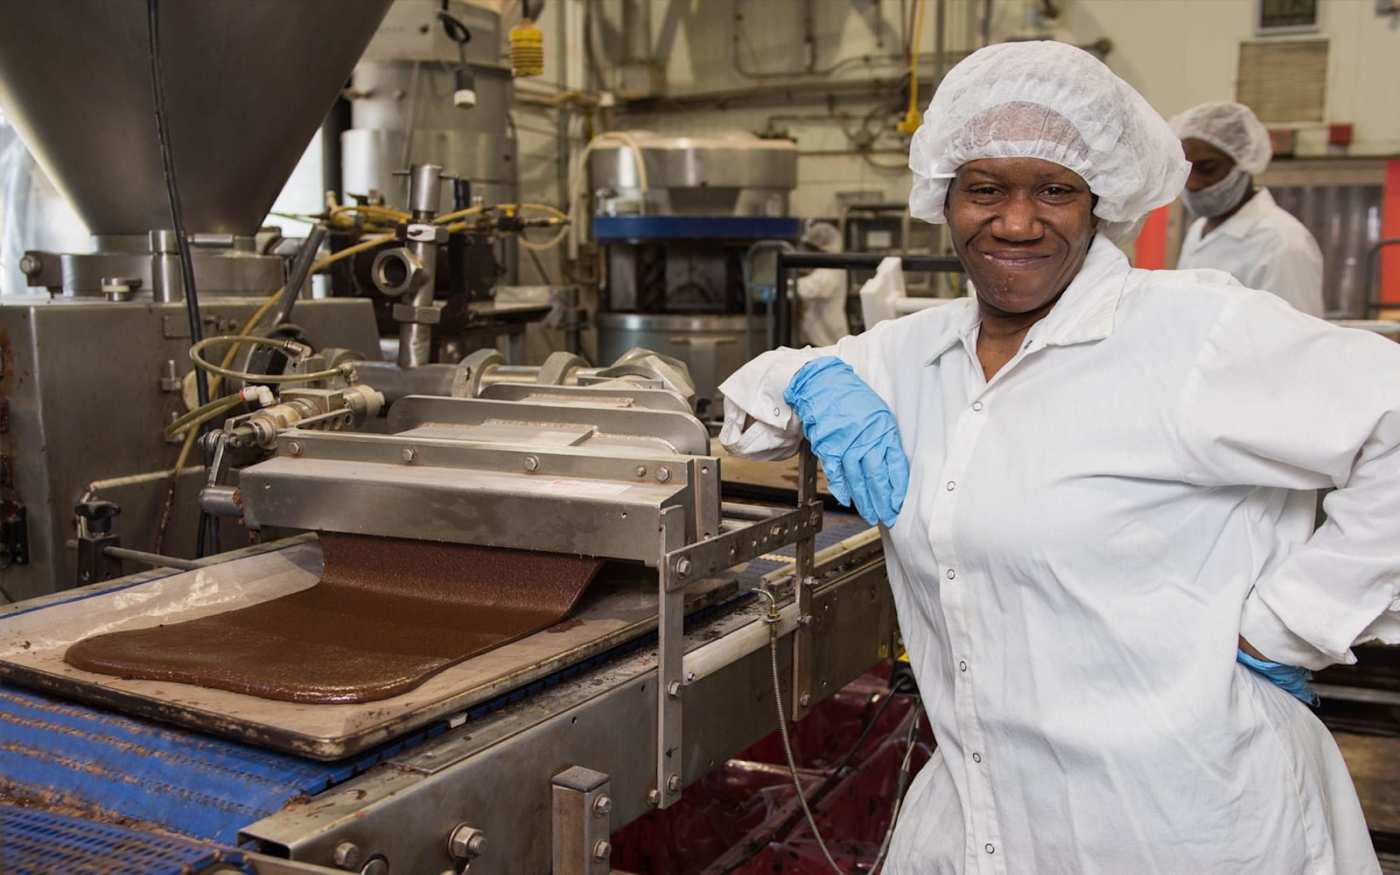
<box><xmin>1334</xmin><ymin>731</ymin><xmax>1400</xmax><ymax>871</ymax></box>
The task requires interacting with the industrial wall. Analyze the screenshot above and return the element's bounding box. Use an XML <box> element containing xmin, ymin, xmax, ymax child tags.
<box><xmin>510</xmin><ymin>0</ymin><xmax>1400</xmax><ymax>240</ymax></box>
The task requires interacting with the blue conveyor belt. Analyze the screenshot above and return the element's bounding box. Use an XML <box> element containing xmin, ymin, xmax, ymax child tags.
<box><xmin>0</xmin><ymin>803</ymin><xmax>244</xmax><ymax>875</ymax></box>
<box><xmin>0</xmin><ymin>513</ymin><xmax>872</xmax><ymax>849</ymax></box>
<box><xmin>737</xmin><ymin>512</ymin><xmax>874</xmax><ymax>580</ymax></box>
<box><xmin>0</xmin><ymin>684</ymin><xmax>439</xmax><ymax>844</ymax></box>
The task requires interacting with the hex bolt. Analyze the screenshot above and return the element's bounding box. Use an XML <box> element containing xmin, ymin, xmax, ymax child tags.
<box><xmin>667</xmin><ymin>774</ymin><xmax>682</xmax><ymax>792</ymax></box>
<box><xmin>655</xmin><ymin>466</ymin><xmax>671</xmax><ymax>483</ymax></box>
<box><xmin>667</xmin><ymin>680</ymin><xmax>681</xmax><ymax>698</ymax></box>
<box><xmin>647</xmin><ymin>789</ymin><xmax>661</xmax><ymax>806</ymax></box>
<box><xmin>592</xmin><ymin>840</ymin><xmax>612</xmax><ymax>861</ymax></box>
<box><xmin>332</xmin><ymin>841</ymin><xmax>363</xmax><ymax>870</ymax></box>
<box><xmin>635</xmin><ymin>465</ymin><xmax>647</xmax><ymax>478</ymax></box>
<box><xmin>592</xmin><ymin>795</ymin><xmax>613</xmax><ymax>817</ymax></box>
<box><xmin>447</xmin><ymin>825</ymin><xmax>487</xmax><ymax>861</ymax></box>
<box><xmin>523</xmin><ymin>455</ymin><xmax>540</xmax><ymax>472</ymax></box>
<box><xmin>799</xmin><ymin>692</ymin><xmax>812</xmax><ymax>707</ymax></box>
<box><xmin>359</xmin><ymin>858</ymin><xmax>389</xmax><ymax>875</ymax></box>
<box><xmin>287</xmin><ymin>441</ymin><xmax>303</xmax><ymax>457</ymax></box>
<box><xmin>675</xmin><ymin>558</ymin><xmax>691</xmax><ymax>577</ymax></box>
<box><xmin>401</xmin><ymin>447</ymin><xmax>417</xmax><ymax>464</ymax></box>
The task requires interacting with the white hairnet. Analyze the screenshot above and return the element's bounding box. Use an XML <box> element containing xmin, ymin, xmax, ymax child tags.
<box><xmin>1169</xmin><ymin>101</ymin><xmax>1272</xmax><ymax>176</ymax></box>
<box><xmin>907</xmin><ymin>41</ymin><xmax>1189</xmax><ymax>242</ymax></box>
<box><xmin>802</xmin><ymin>221</ymin><xmax>842</xmax><ymax>253</ymax></box>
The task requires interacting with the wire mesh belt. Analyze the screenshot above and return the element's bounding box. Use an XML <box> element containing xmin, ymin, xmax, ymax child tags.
<box><xmin>64</xmin><ymin>533</ymin><xmax>605</xmax><ymax>704</ymax></box>
<box><xmin>0</xmin><ymin>803</ymin><xmax>245</xmax><ymax>875</ymax></box>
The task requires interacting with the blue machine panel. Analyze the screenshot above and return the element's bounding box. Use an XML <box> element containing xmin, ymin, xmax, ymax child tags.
<box><xmin>593</xmin><ymin>215</ymin><xmax>801</xmax><ymax>242</ymax></box>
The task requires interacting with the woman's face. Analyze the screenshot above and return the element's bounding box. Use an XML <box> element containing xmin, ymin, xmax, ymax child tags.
<box><xmin>946</xmin><ymin>158</ymin><xmax>1099</xmax><ymax>317</ymax></box>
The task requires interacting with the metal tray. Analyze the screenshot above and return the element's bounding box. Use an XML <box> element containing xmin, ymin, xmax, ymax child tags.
<box><xmin>0</xmin><ymin>538</ymin><xmax>747</xmax><ymax>761</ymax></box>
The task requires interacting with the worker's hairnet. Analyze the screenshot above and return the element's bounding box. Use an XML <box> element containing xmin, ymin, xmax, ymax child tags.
<box><xmin>907</xmin><ymin>41</ymin><xmax>1189</xmax><ymax>242</ymax></box>
<box><xmin>1169</xmin><ymin>101</ymin><xmax>1272</xmax><ymax>176</ymax></box>
<box><xmin>802</xmin><ymin>221</ymin><xmax>842</xmax><ymax>254</ymax></box>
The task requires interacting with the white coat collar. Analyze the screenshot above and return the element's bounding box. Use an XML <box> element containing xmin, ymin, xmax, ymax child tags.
<box><xmin>1207</xmin><ymin>187</ymin><xmax>1278</xmax><ymax>241</ymax></box>
<box><xmin>923</xmin><ymin>234</ymin><xmax>1131</xmax><ymax>365</ymax></box>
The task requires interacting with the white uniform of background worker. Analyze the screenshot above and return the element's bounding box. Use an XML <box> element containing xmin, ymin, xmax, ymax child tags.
<box><xmin>794</xmin><ymin>221</ymin><xmax>851</xmax><ymax>346</ymax></box>
<box><xmin>720</xmin><ymin>41</ymin><xmax>1393</xmax><ymax>874</ymax></box>
<box><xmin>1171</xmin><ymin>101</ymin><xmax>1326</xmax><ymax>316</ymax></box>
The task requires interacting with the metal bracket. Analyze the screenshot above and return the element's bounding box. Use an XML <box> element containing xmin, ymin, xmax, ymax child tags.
<box><xmin>654</xmin><ymin>506</ymin><xmax>686</xmax><ymax>809</ymax></box>
<box><xmin>551</xmin><ymin>767</ymin><xmax>612</xmax><ymax>875</ymax></box>
<box><xmin>791</xmin><ymin>441</ymin><xmax>820</xmax><ymax>720</ymax></box>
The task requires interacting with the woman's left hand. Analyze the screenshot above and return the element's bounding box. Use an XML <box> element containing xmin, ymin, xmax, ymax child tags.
<box><xmin>1237</xmin><ymin>639</ymin><xmax>1317</xmax><ymax>706</ymax></box>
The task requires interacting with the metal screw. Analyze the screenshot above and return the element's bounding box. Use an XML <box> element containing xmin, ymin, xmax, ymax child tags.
<box><xmin>447</xmin><ymin>825</ymin><xmax>487</xmax><ymax>861</ymax></box>
<box><xmin>655</xmin><ymin>466</ymin><xmax>671</xmax><ymax>483</ymax></box>
<box><xmin>287</xmin><ymin>441</ymin><xmax>303</xmax><ymax>457</ymax></box>
<box><xmin>667</xmin><ymin>775</ymin><xmax>681</xmax><ymax>792</ymax></box>
<box><xmin>647</xmin><ymin>789</ymin><xmax>661</xmax><ymax>806</ymax></box>
<box><xmin>675</xmin><ymin>558</ymin><xmax>691</xmax><ymax>577</ymax></box>
<box><xmin>593</xmin><ymin>795</ymin><xmax>612</xmax><ymax>817</ymax></box>
<box><xmin>401</xmin><ymin>447</ymin><xmax>417</xmax><ymax>464</ymax></box>
<box><xmin>799</xmin><ymin>692</ymin><xmax>812</xmax><ymax>707</ymax></box>
<box><xmin>634</xmin><ymin>465</ymin><xmax>647</xmax><ymax>478</ymax></box>
<box><xmin>685</xmin><ymin>671</ymin><xmax>695</xmax><ymax>683</ymax></box>
<box><xmin>524</xmin><ymin>455</ymin><xmax>540</xmax><ymax>472</ymax></box>
<box><xmin>332</xmin><ymin>842</ymin><xmax>363</xmax><ymax>870</ymax></box>
<box><xmin>592</xmin><ymin>840</ymin><xmax>612</xmax><ymax>861</ymax></box>
<box><xmin>667</xmin><ymin>680</ymin><xmax>681</xmax><ymax>697</ymax></box>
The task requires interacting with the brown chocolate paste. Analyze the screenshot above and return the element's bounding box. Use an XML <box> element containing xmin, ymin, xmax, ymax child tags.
<box><xmin>63</xmin><ymin>533</ymin><xmax>604</xmax><ymax>704</ymax></box>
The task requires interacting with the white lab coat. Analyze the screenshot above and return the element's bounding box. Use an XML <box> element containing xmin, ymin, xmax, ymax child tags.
<box><xmin>1177</xmin><ymin>188</ymin><xmax>1326</xmax><ymax>318</ymax></box>
<box><xmin>719</xmin><ymin>235</ymin><xmax>1395</xmax><ymax>874</ymax></box>
<box><xmin>795</xmin><ymin>267</ymin><xmax>851</xmax><ymax>347</ymax></box>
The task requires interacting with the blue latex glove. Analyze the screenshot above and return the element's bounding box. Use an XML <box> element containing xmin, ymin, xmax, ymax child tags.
<box><xmin>1237</xmin><ymin>649</ymin><xmax>1318</xmax><ymax>706</ymax></box>
<box><xmin>784</xmin><ymin>357</ymin><xmax>910</xmax><ymax>527</ymax></box>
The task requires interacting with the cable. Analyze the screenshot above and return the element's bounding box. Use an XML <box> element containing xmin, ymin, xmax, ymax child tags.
<box><xmin>765</xmin><ymin>604</ymin><xmax>847</xmax><ymax>874</ymax></box>
<box><xmin>189</xmin><ymin>336</ymin><xmax>352</xmax><ymax>385</ymax></box>
<box><xmin>761</xmin><ymin>589</ymin><xmax>921</xmax><ymax>875</ymax></box>
<box><xmin>870</xmin><ymin>704</ymin><xmax>923</xmax><ymax>871</ymax></box>
<box><xmin>146</xmin><ymin>0</ymin><xmax>208</xmax><ymax>408</ymax></box>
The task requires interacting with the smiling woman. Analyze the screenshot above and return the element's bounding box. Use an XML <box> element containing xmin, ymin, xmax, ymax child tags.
<box><xmin>946</xmin><ymin>158</ymin><xmax>1098</xmax><ymax>378</ymax></box>
<box><xmin>717</xmin><ymin>38</ymin><xmax>1400</xmax><ymax>875</ymax></box>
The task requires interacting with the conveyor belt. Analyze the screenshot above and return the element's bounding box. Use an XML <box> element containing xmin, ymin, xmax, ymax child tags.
<box><xmin>0</xmin><ymin>803</ymin><xmax>243</xmax><ymax>875</ymax></box>
<box><xmin>0</xmin><ymin>514</ymin><xmax>873</xmax><ymax>847</ymax></box>
<box><xmin>0</xmin><ymin>685</ymin><xmax>441</xmax><ymax>843</ymax></box>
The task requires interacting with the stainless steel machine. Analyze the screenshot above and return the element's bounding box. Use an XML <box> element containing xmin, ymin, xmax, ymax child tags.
<box><xmin>342</xmin><ymin>0</ymin><xmax>516</xmax><ymax>215</ymax></box>
<box><xmin>0</xmin><ymin>367</ymin><xmax>895</xmax><ymax>873</ymax></box>
<box><xmin>590</xmin><ymin>133</ymin><xmax>802</xmax><ymax>415</ymax></box>
<box><xmin>0</xmin><ymin>4</ymin><xmax>901</xmax><ymax>874</ymax></box>
<box><xmin>0</xmin><ymin>0</ymin><xmax>393</xmax><ymax>600</ymax></box>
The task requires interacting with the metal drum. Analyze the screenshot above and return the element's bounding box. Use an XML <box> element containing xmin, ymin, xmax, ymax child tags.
<box><xmin>597</xmin><ymin>312</ymin><xmax>765</xmax><ymax>417</ymax></box>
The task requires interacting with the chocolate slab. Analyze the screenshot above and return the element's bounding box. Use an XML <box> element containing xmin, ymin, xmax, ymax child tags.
<box><xmin>63</xmin><ymin>533</ymin><xmax>604</xmax><ymax>704</ymax></box>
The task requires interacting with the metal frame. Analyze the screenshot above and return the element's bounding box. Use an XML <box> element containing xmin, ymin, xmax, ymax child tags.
<box><xmin>239</xmin><ymin>521</ymin><xmax>889</xmax><ymax>873</ymax></box>
<box><xmin>771</xmin><ymin>252</ymin><xmax>963</xmax><ymax>347</ymax></box>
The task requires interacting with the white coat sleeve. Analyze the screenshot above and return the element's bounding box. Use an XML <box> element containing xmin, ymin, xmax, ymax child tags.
<box><xmin>717</xmin><ymin>326</ymin><xmax>884</xmax><ymax>461</ymax></box>
<box><xmin>1246</xmin><ymin>237</ymin><xmax>1326</xmax><ymax>318</ymax></box>
<box><xmin>1173</xmin><ymin>292</ymin><xmax>1400</xmax><ymax>668</ymax></box>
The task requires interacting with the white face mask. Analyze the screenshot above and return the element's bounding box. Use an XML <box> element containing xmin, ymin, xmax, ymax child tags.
<box><xmin>1180</xmin><ymin>165</ymin><xmax>1250</xmax><ymax>218</ymax></box>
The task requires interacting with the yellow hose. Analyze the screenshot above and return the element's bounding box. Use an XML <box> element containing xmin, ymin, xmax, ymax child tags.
<box><xmin>164</xmin><ymin>393</ymin><xmax>245</xmax><ymax>442</ymax></box>
<box><xmin>191</xmin><ymin>335</ymin><xmax>351</xmax><ymax>385</ymax></box>
<box><xmin>897</xmin><ymin>0</ymin><xmax>928</xmax><ymax>136</ymax></box>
